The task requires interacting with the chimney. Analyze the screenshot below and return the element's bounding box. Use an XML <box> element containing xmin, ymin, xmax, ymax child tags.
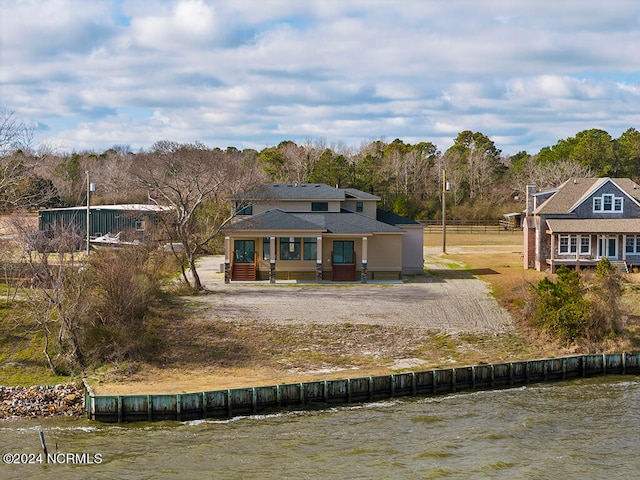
<box><xmin>525</xmin><ymin>184</ymin><xmax>536</xmax><ymax>216</ymax></box>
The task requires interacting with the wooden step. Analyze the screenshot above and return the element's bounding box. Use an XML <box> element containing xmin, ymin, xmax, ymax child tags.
<box><xmin>231</xmin><ymin>263</ymin><xmax>256</xmax><ymax>281</ymax></box>
<box><xmin>609</xmin><ymin>260</ymin><xmax>628</xmax><ymax>274</ymax></box>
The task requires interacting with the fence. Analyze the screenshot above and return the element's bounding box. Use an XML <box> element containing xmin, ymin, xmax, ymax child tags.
<box><xmin>422</xmin><ymin>221</ymin><xmax>522</xmax><ymax>234</ymax></box>
<box><xmin>84</xmin><ymin>353</ymin><xmax>639</xmax><ymax>423</ymax></box>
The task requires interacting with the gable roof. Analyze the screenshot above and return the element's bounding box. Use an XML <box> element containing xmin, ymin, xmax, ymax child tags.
<box><xmin>534</xmin><ymin>177</ymin><xmax>640</xmax><ymax>214</ymax></box>
<box><xmin>568</xmin><ymin>178</ymin><xmax>640</xmax><ymax>212</ymax></box>
<box><xmin>226</xmin><ymin>209</ymin><xmax>403</xmax><ymax>235</ymax></box>
<box><xmin>229</xmin><ymin>183</ymin><xmax>380</xmax><ymax>202</ymax></box>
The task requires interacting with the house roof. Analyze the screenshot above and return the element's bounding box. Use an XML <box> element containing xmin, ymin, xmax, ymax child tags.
<box><xmin>534</xmin><ymin>177</ymin><xmax>640</xmax><ymax>214</ymax></box>
<box><xmin>376</xmin><ymin>209</ymin><xmax>422</xmax><ymax>226</ymax></box>
<box><xmin>229</xmin><ymin>183</ymin><xmax>380</xmax><ymax>202</ymax></box>
<box><xmin>343</xmin><ymin>188</ymin><xmax>380</xmax><ymax>201</ymax></box>
<box><xmin>227</xmin><ymin>209</ymin><xmax>324</xmax><ymax>232</ymax></box>
<box><xmin>294</xmin><ymin>212</ymin><xmax>403</xmax><ymax>234</ymax></box>
<box><xmin>546</xmin><ymin>218</ymin><xmax>640</xmax><ymax>234</ymax></box>
<box><xmin>227</xmin><ymin>209</ymin><xmax>403</xmax><ymax>235</ymax></box>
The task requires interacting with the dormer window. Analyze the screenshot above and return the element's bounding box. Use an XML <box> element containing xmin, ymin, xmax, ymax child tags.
<box><xmin>593</xmin><ymin>194</ymin><xmax>622</xmax><ymax>213</ymax></box>
<box><xmin>311</xmin><ymin>202</ymin><xmax>328</xmax><ymax>211</ymax></box>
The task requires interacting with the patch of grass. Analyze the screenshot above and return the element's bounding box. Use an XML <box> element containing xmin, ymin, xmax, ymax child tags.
<box><xmin>0</xmin><ymin>321</ymin><xmax>74</xmax><ymax>386</ymax></box>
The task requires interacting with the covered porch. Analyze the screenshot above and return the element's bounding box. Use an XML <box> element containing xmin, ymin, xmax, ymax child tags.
<box><xmin>223</xmin><ymin>234</ymin><xmax>379</xmax><ymax>283</ymax></box>
<box><xmin>545</xmin><ymin>219</ymin><xmax>640</xmax><ymax>272</ymax></box>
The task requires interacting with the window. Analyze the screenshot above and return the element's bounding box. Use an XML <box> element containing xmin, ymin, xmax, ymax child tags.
<box><xmin>311</xmin><ymin>202</ymin><xmax>328</xmax><ymax>211</ymax></box>
<box><xmin>558</xmin><ymin>234</ymin><xmax>577</xmax><ymax>254</ymax></box>
<box><xmin>303</xmin><ymin>237</ymin><xmax>317</xmax><ymax>260</ymax></box>
<box><xmin>559</xmin><ymin>234</ymin><xmax>590</xmax><ymax>254</ymax></box>
<box><xmin>580</xmin><ymin>236</ymin><xmax>590</xmax><ymax>254</ymax></box>
<box><xmin>593</xmin><ymin>197</ymin><xmax>601</xmax><ymax>211</ymax></box>
<box><xmin>234</xmin><ymin>240</ymin><xmax>255</xmax><ymax>263</ymax></box>
<box><xmin>615</xmin><ymin>197</ymin><xmax>623</xmax><ymax>210</ymax></box>
<box><xmin>333</xmin><ymin>241</ymin><xmax>354</xmax><ymax>264</ymax></box>
<box><xmin>279</xmin><ymin>237</ymin><xmax>301</xmax><ymax>260</ymax></box>
<box><xmin>235</xmin><ymin>202</ymin><xmax>252</xmax><ymax>215</ymax></box>
<box><xmin>356</xmin><ymin>201</ymin><xmax>363</xmax><ymax>212</ymax></box>
<box><xmin>593</xmin><ymin>193</ymin><xmax>623</xmax><ymax>213</ymax></box>
<box><xmin>263</xmin><ymin>237</ymin><xmax>271</xmax><ymax>260</ymax></box>
<box><xmin>626</xmin><ymin>235</ymin><xmax>640</xmax><ymax>254</ymax></box>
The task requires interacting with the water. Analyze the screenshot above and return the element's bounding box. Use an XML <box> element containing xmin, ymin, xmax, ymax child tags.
<box><xmin>1</xmin><ymin>376</ymin><xmax>638</xmax><ymax>479</ymax></box>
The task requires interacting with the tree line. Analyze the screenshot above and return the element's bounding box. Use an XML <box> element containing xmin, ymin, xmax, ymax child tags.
<box><xmin>2</xmin><ymin>109</ymin><xmax>639</xmax><ymax>223</ymax></box>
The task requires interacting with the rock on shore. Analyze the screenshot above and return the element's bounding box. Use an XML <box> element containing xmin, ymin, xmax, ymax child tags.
<box><xmin>0</xmin><ymin>384</ymin><xmax>84</xmax><ymax>419</ymax></box>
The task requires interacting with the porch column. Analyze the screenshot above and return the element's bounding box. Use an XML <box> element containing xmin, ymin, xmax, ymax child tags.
<box><xmin>224</xmin><ymin>236</ymin><xmax>231</xmax><ymax>284</ymax></box>
<box><xmin>361</xmin><ymin>237</ymin><xmax>368</xmax><ymax>283</ymax></box>
<box><xmin>576</xmin><ymin>234</ymin><xmax>580</xmax><ymax>269</ymax></box>
<box><xmin>550</xmin><ymin>234</ymin><xmax>555</xmax><ymax>272</ymax></box>
<box><xmin>623</xmin><ymin>234</ymin><xmax>627</xmax><ymax>261</ymax></box>
<box><xmin>316</xmin><ymin>236</ymin><xmax>323</xmax><ymax>282</ymax></box>
<box><xmin>269</xmin><ymin>236</ymin><xmax>276</xmax><ymax>283</ymax></box>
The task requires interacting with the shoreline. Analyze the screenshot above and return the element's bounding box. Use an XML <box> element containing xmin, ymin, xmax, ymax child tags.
<box><xmin>0</xmin><ymin>384</ymin><xmax>84</xmax><ymax>420</ymax></box>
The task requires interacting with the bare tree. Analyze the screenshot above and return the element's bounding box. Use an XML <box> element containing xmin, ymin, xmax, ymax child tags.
<box><xmin>11</xmin><ymin>219</ymin><xmax>89</xmax><ymax>374</ymax></box>
<box><xmin>511</xmin><ymin>156</ymin><xmax>592</xmax><ymax>196</ymax></box>
<box><xmin>134</xmin><ymin>141</ymin><xmax>265</xmax><ymax>291</ymax></box>
<box><xmin>0</xmin><ymin>108</ymin><xmax>34</xmax><ymax>156</ymax></box>
<box><xmin>0</xmin><ymin>110</ymin><xmax>45</xmax><ymax>208</ymax></box>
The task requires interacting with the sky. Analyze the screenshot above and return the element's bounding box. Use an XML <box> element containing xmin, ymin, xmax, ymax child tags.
<box><xmin>2</xmin><ymin>0</ymin><xmax>640</xmax><ymax>156</ymax></box>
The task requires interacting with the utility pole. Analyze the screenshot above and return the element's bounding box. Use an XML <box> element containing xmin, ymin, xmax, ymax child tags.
<box><xmin>85</xmin><ymin>172</ymin><xmax>95</xmax><ymax>256</ymax></box>
<box><xmin>442</xmin><ymin>170</ymin><xmax>448</xmax><ymax>254</ymax></box>
<box><xmin>86</xmin><ymin>171</ymin><xmax>90</xmax><ymax>256</ymax></box>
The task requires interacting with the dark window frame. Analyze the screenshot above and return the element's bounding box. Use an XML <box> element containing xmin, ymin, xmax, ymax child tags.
<box><xmin>333</xmin><ymin>240</ymin><xmax>355</xmax><ymax>264</ymax></box>
<box><xmin>280</xmin><ymin>237</ymin><xmax>301</xmax><ymax>260</ymax></box>
<box><xmin>303</xmin><ymin>237</ymin><xmax>317</xmax><ymax>260</ymax></box>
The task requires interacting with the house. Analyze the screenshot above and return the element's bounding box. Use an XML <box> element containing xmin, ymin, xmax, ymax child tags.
<box><xmin>523</xmin><ymin>177</ymin><xmax>640</xmax><ymax>272</ymax></box>
<box><xmin>37</xmin><ymin>204</ymin><xmax>172</xmax><ymax>248</ymax></box>
<box><xmin>223</xmin><ymin>183</ymin><xmax>424</xmax><ymax>282</ymax></box>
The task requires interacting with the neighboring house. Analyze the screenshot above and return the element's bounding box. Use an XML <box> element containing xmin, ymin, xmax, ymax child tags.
<box><xmin>224</xmin><ymin>183</ymin><xmax>424</xmax><ymax>282</ymax></box>
<box><xmin>523</xmin><ymin>177</ymin><xmax>640</xmax><ymax>272</ymax></box>
<box><xmin>37</xmin><ymin>204</ymin><xmax>172</xmax><ymax>248</ymax></box>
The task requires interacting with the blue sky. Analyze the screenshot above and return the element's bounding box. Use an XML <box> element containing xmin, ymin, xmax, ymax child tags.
<box><xmin>2</xmin><ymin>0</ymin><xmax>639</xmax><ymax>155</ymax></box>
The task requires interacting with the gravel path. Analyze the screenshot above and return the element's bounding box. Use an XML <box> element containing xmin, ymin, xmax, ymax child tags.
<box><xmin>189</xmin><ymin>256</ymin><xmax>513</xmax><ymax>335</ymax></box>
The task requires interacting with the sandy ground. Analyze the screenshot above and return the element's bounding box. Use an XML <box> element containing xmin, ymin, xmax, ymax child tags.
<box><xmin>92</xmin><ymin>250</ymin><xmax>519</xmax><ymax>394</ymax></box>
<box><xmin>190</xmin><ymin>254</ymin><xmax>513</xmax><ymax>335</ymax></box>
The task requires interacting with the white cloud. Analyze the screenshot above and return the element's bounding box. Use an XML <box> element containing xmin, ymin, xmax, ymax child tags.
<box><xmin>130</xmin><ymin>0</ymin><xmax>221</xmax><ymax>49</ymax></box>
<box><xmin>2</xmin><ymin>0</ymin><xmax>640</xmax><ymax>155</ymax></box>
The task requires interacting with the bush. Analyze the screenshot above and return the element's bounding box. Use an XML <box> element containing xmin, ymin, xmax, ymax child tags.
<box><xmin>81</xmin><ymin>246</ymin><xmax>165</xmax><ymax>364</ymax></box>
<box><xmin>529</xmin><ymin>261</ymin><xmax>623</xmax><ymax>344</ymax></box>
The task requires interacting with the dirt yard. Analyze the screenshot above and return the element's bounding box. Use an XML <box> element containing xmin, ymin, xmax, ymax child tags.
<box><xmin>90</xmin><ymin>232</ymin><xmax>575</xmax><ymax>395</ymax></box>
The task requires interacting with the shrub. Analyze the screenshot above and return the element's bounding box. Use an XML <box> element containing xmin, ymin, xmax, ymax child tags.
<box><xmin>529</xmin><ymin>260</ymin><xmax>623</xmax><ymax>345</ymax></box>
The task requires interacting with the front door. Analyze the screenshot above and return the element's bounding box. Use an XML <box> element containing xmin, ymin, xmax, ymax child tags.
<box><xmin>232</xmin><ymin>240</ymin><xmax>256</xmax><ymax>281</ymax></box>
<box><xmin>597</xmin><ymin>236</ymin><xmax>618</xmax><ymax>259</ymax></box>
<box><xmin>234</xmin><ymin>240</ymin><xmax>255</xmax><ymax>263</ymax></box>
<box><xmin>332</xmin><ymin>240</ymin><xmax>356</xmax><ymax>281</ymax></box>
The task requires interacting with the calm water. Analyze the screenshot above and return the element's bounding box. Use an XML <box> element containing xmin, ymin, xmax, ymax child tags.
<box><xmin>0</xmin><ymin>376</ymin><xmax>638</xmax><ymax>479</ymax></box>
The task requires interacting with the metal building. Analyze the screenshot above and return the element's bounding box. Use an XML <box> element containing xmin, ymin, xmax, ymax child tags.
<box><xmin>37</xmin><ymin>204</ymin><xmax>172</xmax><ymax>248</ymax></box>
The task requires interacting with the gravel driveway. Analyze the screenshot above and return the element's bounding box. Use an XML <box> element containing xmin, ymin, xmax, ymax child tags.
<box><xmin>189</xmin><ymin>256</ymin><xmax>513</xmax><ymax>335</ymax></box>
